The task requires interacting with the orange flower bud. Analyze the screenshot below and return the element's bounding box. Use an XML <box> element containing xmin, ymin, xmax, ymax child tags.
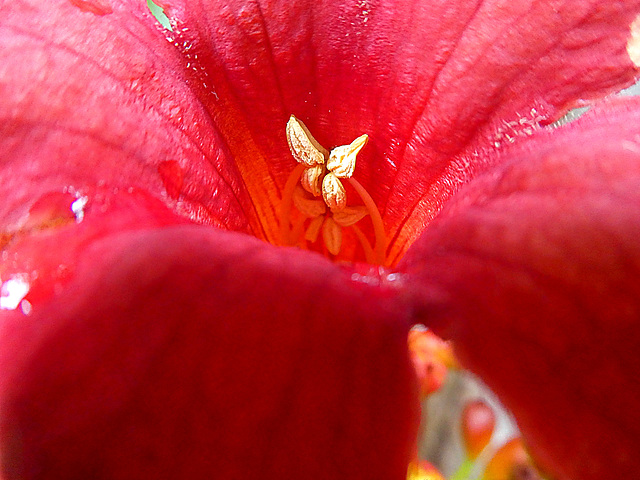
<box><xmin>408</xmin><ymin>327</ymin><xmax>451</xmax><ymax>397</ymax></box>
<box><xmin>461</xmin><ymin>399</ymin><xmax>496</xmax><ymax>459</ymax></box>
<box><xmin>484</xmin><ymin>438</ymin><xmax>543</xmax><ymax>480</ymax></box>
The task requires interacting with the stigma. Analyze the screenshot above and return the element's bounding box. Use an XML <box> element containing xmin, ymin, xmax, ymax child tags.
<box><xmin>279</xmin><ymin>116</ymin><xmax>386</xmax><ymax>265</ymax></box>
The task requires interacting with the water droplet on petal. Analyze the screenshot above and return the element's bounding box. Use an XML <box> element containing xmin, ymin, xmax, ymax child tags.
<box><xmin>0</xmin><ymin>274</ymin><xmax>30</xmax><ymax>311</ymax></box>
<box><xmin>20</xmin><ymin>299</ymin><xmax>32</xmax><ymax>315</ymax></box>
<box><xmin>71</xmin><ymin>196</ymin><xmax>89</xmax><ymax>223</ymax></box>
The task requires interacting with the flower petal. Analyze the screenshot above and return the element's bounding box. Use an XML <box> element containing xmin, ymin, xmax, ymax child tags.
<box><xmin>400</xmin><ymin>98</ymin><xmax>640</xmax><ymax>480</ymax></box>
<box><xmin>5</xmin><ymin>0</ymin><xmax>640</xmax><ymax>259</ymax></box>
<box><xmin>159</xmin><ymin>0</ymin><xmax>640</xmax><ymax>261</ymax></box>
<box><xmin>0</xmin><ymin>197</ymin><xmax>419</xmax><ymax>478</ymax></box>
<box><xmin>0</xmin><ymin>0</ymin><xmax>258</xmax><ymax>235</ymax></box>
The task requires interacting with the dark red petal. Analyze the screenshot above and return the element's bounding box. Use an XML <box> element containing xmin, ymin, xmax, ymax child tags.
<box><xmin>400</xmin><ymin>98</ymin><xmax>640</xmax><ymax>480</ymax></box>
<box><xmin>0</xmin><ymin>196</ymin><xmax>419</xmax><ymax>478</ymax></box>
<box><xmin>0</xmin><ymin>0</ymin><xmax>253</xmax><ymax>233</ymax></box>
<box><xmin>161</xmin><ymin>0</ymin><xmax>640</xmax><ymax>260</ymax></box>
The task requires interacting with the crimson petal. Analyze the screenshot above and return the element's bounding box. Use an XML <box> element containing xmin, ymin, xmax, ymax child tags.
<box><xmin>401</xmin><ymin>98</ymin><xmax>640</xmax><ymax>480</ymax></box>
<box><xmin>0</xmin><ymin>201</ymin><xmax>419</xmax><ymax>478</ymax></box>
<box><xmin>0</xmin><ymin>0</ymin><xmax>252</xmax><ymax>233</ymax></box>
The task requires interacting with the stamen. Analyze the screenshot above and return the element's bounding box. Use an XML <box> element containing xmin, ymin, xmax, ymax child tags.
<box><xmin>282</xmin><ymin>117</ymin><xmax>386</xmax><ymax>264</ymax></box>
<box><xmin>332</xmin><ymin>206</ymin><xmax>368</xmax><ymax>227</ymax></box>
<box><xmin>327</xmin><ymin>134</ymin><xmax>368</xmax><ymax>178</ymax></box>
<box><xmin>305</xmin><ymin>215</ymin><xmax>324</xmax><ymax>243</ymax></box>
<box><xmin>322</xmin><ymin>217</ymin><xmax>342</xmax><ymax>256</ymax></box>
<box><xmin>301</xmin><ymin>164</ymin><xmax>324</xmax><ymax>196</ymax></box>
<box><xmin>290</xmin><ymin>214</ymin><xmax>307</xmax><ymax>247</ymax></box>
<box><xmin>322</xmin><ymin>172</ymin><xmax>347</xmax><ymax>211</ymax></box>
<box><xmin>293</xmin><ymin>186</ymin><xmax>326</xmax><ymax>218</ymax></box>
<box><xmin>350</xmin><ymin>224</ymin><xmax>375</xmax><ymax>264</ymax></box>
<box><xmin>286</xmin><ymin>116</ymin><xmax>328</xmax><ymax>166</ymax></box>
<box><xmin>279</xmin><ymin>163</ymin><xmax>306</xmax><ymax>245</ymax></box>
<box><xmin>348</xmin><ymin>177</ymin><xmax>387</xmax><ymax>265</ymax></box>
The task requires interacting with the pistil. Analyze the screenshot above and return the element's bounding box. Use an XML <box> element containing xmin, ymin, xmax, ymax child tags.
<box><xmin>279</xmin><ymin>116</ymin><xmax>387</xmax><ymax>265</ymax></box>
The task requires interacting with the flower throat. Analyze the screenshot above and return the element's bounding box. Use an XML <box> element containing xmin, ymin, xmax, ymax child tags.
<box><xmin>278</xmin><ymin>116</ymin><xmax>386</xmax><ymax>265</ymax></box>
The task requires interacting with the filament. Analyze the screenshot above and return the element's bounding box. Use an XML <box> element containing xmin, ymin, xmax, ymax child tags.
<box><xmin>347</xmin><ymin>177</ymin><xmax>387</xmax><ymax>265</ymax></box>
<box><xmin>279</xmin><ymin>164</ymin><xmax>306</xmax><ymax>245</ymax></box>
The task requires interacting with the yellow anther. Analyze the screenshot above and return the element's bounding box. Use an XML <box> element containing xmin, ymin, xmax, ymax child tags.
<box><xmin>322</xmin><ymin>172</ymin><xmax>347</xmax><ymax>211</ymax></box>
<box><xmin>305</xmin><ymin>215</ymin><xmax>324</xmax><ymax>243</ymax></box>
<box><xmin>286</xmin><ymin>116</ymin><xmax>328</xmax><ymax>166</ymax></box>
<box><xmin>322</xmin><ymin>217</ymin><xmax>342</xmax><ymax>255</ymax></box>
<box><xmin>300</xmin><ymin>164</ymin><xmax>324</xmax><ymax>196</ymax></box>
<box><xmin>326</xmin><ymin>134</ymin><xmax>368</xmax><ymax>178</ymax></box>
<box><xmin>332</xmin><ymin>205</ymin><xmax>368</xmax><ymax>227</ymax></box>
<box><xmin>282</xmin><ymin>115</ymin><xmax>386</xmax><ymax>263</ymax></box>
<box><xmin>293</xmin><ymin>186</ymin><xmax>326</xmax><ymax>218</ymax></box>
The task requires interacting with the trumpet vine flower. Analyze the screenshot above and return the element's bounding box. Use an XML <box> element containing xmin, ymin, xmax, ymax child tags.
<box><xmin>1</xmin><ymin>0</ymin><xmax>640</xmax><ymax>479</ymax></box>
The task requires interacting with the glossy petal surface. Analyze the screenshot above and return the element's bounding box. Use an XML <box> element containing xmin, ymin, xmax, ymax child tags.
<box><xmin>401</xmin><ymin>98</ymin><xmax>640</xmax><ymax>480</ymax></box>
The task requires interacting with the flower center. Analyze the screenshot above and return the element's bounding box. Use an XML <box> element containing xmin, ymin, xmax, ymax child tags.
<box><xmin>278</xmin><ymin>116</ymin><xmax>387</xmax><ymax>265</ymax></box>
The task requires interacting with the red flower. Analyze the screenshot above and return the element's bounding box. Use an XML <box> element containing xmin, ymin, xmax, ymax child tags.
<box><xmin>1</xmin><ymin>0</ymin><xmax>640</xmax><ymax>479</ymax></box>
